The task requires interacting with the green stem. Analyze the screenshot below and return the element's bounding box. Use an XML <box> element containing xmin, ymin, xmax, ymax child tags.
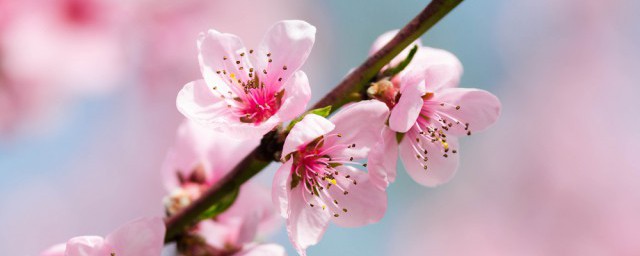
<box><xmin>164</xmin><ymin>0</ymin><xmax>463</xmax><ymax>243</ymax></box>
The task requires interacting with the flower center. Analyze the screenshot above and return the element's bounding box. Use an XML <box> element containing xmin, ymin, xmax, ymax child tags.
<box><xmin>212</xmin><ymin>51</ymin><xmax>289</xmax><ymax>124</ymax></box>
<box><xmin>288</xmin><ymin>134</ymin><xmax>364</xmax><ymax>217</ymax></box>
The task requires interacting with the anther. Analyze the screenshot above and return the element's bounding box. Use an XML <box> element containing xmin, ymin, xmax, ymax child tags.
<box><xmin>362</xmin><ymin>163</ymin><xmax>368</xmax><ymax>167</ymax></box>
<box><xmin>283</xmin><ymin>65</ymin><xmax>288</xmax><ymax>70</ymax></box>
<box><xmin>334</xmin><ymin>214</ymin><xmax>339</xmax><ymax>217</ymax></box>
<box><xmin>268</xmin><ymin>59</ymin><xmax>273</xmax><ymax>63</ymax></box>
<box><xmin>249</xmin><ymin>49</ymin><xmax>254</xmax><ymax>54</ymax></box>
<box><xmin>235</xmin><ymin>60</ymin><xmax>240</xmax><ymax>65</ymax></box>
<box><xmin>267</xmin><ymin>53</ymin><xmax>271</xmax><ymax>57</ymax></box>
<box><xmin>240</xmin><ymin>52</ymin><xmax>245</xmax><ymax>57</ymax></box>
<box><xmin>452</xmin><ymin>150</ymin><xmax>457</xmax><ymax>154</ymax></box>
<box><xmin>343</xmin><ymin>208</ymin><xmax>348</xmax><ymax>213</ymax></box>
<box><xmin>278</xmin><ymin>77</ymin><xmax>282</xmax><ymax>82</ymax></box>
<box><xmin>263</xmin><ymin>69</ymin><xmax>267</xmax><ymax>74</ymax></box>
<box><xmin>343</xmin><ymin>191</ymin><xmax>349</xmax><ymax>195</ymax></box>
<box><xmin>443</xmin><ymin>154</ymin><xmax>448</xmax><ymax>158</ymax></box>
<box><xmin>223</xmin><ymin>56</ymin><xmax>227</xmax><ymax>60</ymax></box>
<box><xmin>456</xmin><ymin>105</ymin><xmax>461</xmax><ymax>110</ymax></box>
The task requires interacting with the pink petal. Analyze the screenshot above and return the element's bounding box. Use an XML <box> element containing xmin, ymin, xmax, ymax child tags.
<box><xmin>276</xmin><ymin>70</ymin><xmax>311</xmax><ymax>121</ymax></box>
<box><xmin>286</xmin><ymin>186</ymin><xmax>331</xmax><ymax>256</ymax></box>
<box><xmin>400</xmin><ymin>47</ymin><xmax>463</xmax><ymax>92</ymax></box>
<box><xmin>198</xmin><ymin>29</ymin><xmax>251</xmax><ymax>85</ymax></box>
<box><xmin>177</xmin><ymin>80</ymin><xmax>281</xmax><ymax>138</ymax></box>
<box><xmin>325</xmin><ymin>166</ymin><xmax>388</xmax><ymax>227</ymax></box>
<box><xmin>64</xmin><ymin>236</ymin><xmax>108</xmax><ymax>256</ymax></box>
<box><xmin>389</xmin><ymin>82</ymin><xmax>426</xmax><ymax>133</ymax></box>
<box><xmin>431</xmin><ymin>88</ymin><xmax>501</xmax><ymax>136</ymax></box>
<box><xmin>105</xmin><ymin>217</ymin><xmax>166</xmax><ymax>256</ymax></box>
<box><xmin>329</xmin><ymin>100</ymin><xmax>389</xmax><ymax>159</ymax></box>
<box><xmin>198</xmin><ymin>221</ymin><xmax>230</xmax><ymax>249</ymax></box>
<box><xmin>369</xmin><ymin>30</ymin><xmax>422</xmax><ymax>67</ymax></box>
<box><xmin>176</xmin><ymin>79</ymin><xmax>231</xmax><ymax>128</ymax></box>
<box><xmin>236</xmin><ymin>244</ymin><xmax>286</xmax><ymax>256</ymax></box>
<box><xmin>252</xmin><ymin>20</ymin><xmax>316</xmax><ymax>85</ymax></box>
<box><xmin>399</xmin><ymin>134</ymin><xmax>460</xmax><ymax>187</ymax></box>
<box><xmin>273</xmin><ymin>161</ymin><xmax>293</xmax><ymax>218</ymax></box>
<box><xmin>282</xmin><ymin>114</ymin><xmax>335</xmax><ymax>158</ymax></box>
<box><xmin>40</xmin><ymin>243</ymin><xmax>66</xmax><ymax>256</ymax></box>
<box><xmin>222</xmin><ymin>182</ymin><xmax>281</xmax><ymax>239</ymax></box>
<box><xmin>368</xmin><ymin>127</ymin><xmax>398</xmax><ymax>190</ymax></box>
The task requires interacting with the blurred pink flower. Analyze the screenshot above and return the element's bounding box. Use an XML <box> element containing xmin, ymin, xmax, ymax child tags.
<box><xmin>0</xmin><ymin>0</ymin><xmax>132</xmax><ymax>134</ymax></box>
<box><xmin>40</xmin><ymin>217</ymin><xmax>165</xmax><ymax>256</ymax></box>
<box><xmin>176</xmin><ymin>20</ymin><xmax>315</xmax><ymax>138</ymax></box>
<box><xmin>369</xmin><ymin>31</ymin><xmax>501</xmax><ymax>187</ymax></box>
<box><xmin>162</xmin><ymin>119</ymin><xmax>282</xmax><ymax>254</ymax></box>
<box><xmin>274</xmin><ymin>100</ymin><xmax>389</xmax><ymax>255</ymax></box>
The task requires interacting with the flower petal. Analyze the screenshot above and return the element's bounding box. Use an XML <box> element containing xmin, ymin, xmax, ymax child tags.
<box><xmin>431</xmin><ymin>88</ymin><xmax>501</xmax><ymax>136</ymax></box>
<box><xmin>400</xmin><ymin>46</ymin><xmax>463</xmax><ymax>92</ymax></box>
<box><xmin>282</xmin><ymin>114</ymin><xmax>335</xmax><ymax>159</ymax></box>
<box><xmin>329</xmin><ymin>100</ymin><xmax>389</xmax><ymax>159</ymax></box>
<box><xmin>236</xmin><ymin>243</ymin><xmax>286</xmax><ymax>256</ymax></box>
<box><xmin>176</xmin><ymin>79</ymin><xmax>231</xmax><ymax>128</ymax></box>
<box><xmin>325</xmin><ymin>166</ymin><xmax>388</xmax><ymax>227</ymax></box>
<box><xmin>223</xmin><ymin>182</ymin><xmax>281</xmax><ymax>238</ymax></box>
<box><xmin>389</xmin><ymin>82</ymin><xmax>426</xmax><ymax>133</ymax></box>
<box><xmin>252</xmin><ymin>20</ymin><xmax>316</xmax><ymax>85</ymax></box>
<box><xmin>276</xmin><ymin>70</ymin><xmax>311</xmax><ymax>121</ymax></box>
<box><xmin>40</xmin><ymin>243</ymin><xmax>66</xmax><ymax>256</ymax></box>
<box><xmin>286</xmin><ymin>186</ymin><xmax>331</xmax><ymax>256</ymax></box>
<box><xmin>369</xmin><ymin>30</ymin><xmax>422</xmax><ymax>67</ymax></box>
<box><xmin>105</xmin><ymin>217</ymin><xmax>165</xmax><ymax>256</ymax></box>
<box><xmin>65</xmin><ymin>236</ymin><xmax>108</xmax><ymax>256</ymax></box>
<box><xmin>273</xmin><ymin>161</ymin><xmax>293</xmax><ymax>218</ymax></box>
<box><xmin>198</xmin><ymin>29</ymin><xmax>252</xmax><ymax>85</ymax></box>
<box><xmin>399</xmin><ymin>132</ymin><xmax>460</xmax><ymax>187</ymax></box>
<box><xmin>368</xmin><ymin>127</ymin><xmax>398</xmax><ymax>190</ymax></box>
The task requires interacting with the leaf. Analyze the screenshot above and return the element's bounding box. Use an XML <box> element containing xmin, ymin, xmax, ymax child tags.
<box><xmin>286</xmin><ymin>105</ymin><xmax>332</xmax><ymax>131</ymax></box>
<box><xmin>197</xmin><ymin>188</ymin><xmax>240</xmax><ymax>221</ymax></box>
<box><xmin>381</xmin><ymin>45</ymin><xmax>419</xmax><ymax>78</ymax></box>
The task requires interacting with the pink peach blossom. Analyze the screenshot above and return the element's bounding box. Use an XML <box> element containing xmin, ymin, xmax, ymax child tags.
<box><xmin>369</xmin><ymin>31</ymin><xmax>501</xmax><ymax>187</ymax></box>
<box><xmin>162</xmin><ymin>119</ymin><xmax>283</xmax><ymax>255</ymax></box>
<box><xmin>40</xmin><ymin>217</ymin><xmax>165</xmax><ymax>256</ymax></box>
<box><xmin>274</xmin><ymin>100</ymin><xmax>390</xmax><ymax>255</ymax></box>
<box><xmin>176</xmin><ymin>20</ymin><xmax>315</xmax><ymax>138</ymax></box>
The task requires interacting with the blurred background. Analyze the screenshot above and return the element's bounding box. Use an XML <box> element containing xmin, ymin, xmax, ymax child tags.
<box><xmin>1</xmin><ymin>0</ymin><xmax>639</xmax><ymax>255</ymax></box>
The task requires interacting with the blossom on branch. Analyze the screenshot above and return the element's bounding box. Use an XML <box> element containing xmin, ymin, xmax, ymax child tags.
<box><xmin>176</xmin><ymin>20</ymin><xmax>316</xmax><ymax>138</ymax></box>
<box><xmin>368</xmin><ymin>30</ymin><xmax>502</xmax><ymax>187</ymax></box>
<box><xmin>163</xmin><ymin>120</ymin><xmax>283</xmax><ymax>255</ymax></box>
<box><xmin>274</xmin><ymin>100</ymin><xmax>390</xmax><ymax>255</ymax></box>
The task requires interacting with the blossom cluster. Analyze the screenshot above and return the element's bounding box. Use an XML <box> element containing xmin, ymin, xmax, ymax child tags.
<box><xmin>41</xmin><ymin>20</ymin><xmax>500</xmax><ymax>256</ymax></box>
